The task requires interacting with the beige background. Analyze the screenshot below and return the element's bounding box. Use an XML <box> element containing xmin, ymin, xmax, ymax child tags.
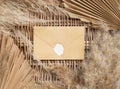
<box><xmin>34</xmin><ymin>26</ymin><xmax>85</xmax><ymax>60</ymax></box>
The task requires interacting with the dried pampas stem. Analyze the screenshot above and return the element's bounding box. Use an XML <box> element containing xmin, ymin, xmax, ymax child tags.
<box><xmin>0</xmin><ymin>0</ymin><xmax>68</xmax><ymax>28</ymax></box>
<box><xmin>46</xmin><ymin>64</ymin><xmax>85</xmax><ymax>89</ymax></box>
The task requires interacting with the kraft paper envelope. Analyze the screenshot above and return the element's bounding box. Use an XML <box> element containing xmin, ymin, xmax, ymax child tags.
<box><xmin>34</xmin><ymin>26</ymin><xmax>85</xmax><ymax>60</ymax></box>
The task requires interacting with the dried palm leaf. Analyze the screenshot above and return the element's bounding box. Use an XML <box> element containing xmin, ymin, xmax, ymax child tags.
<box><xmin>63</xmin><ymin>0</ymin><xmax>120</xmax><ymax>29</ymax></box>
<box><xmin>0</xmin><ymin>33</ymin><xmax>34</xmax><ymax>89</ymax></box>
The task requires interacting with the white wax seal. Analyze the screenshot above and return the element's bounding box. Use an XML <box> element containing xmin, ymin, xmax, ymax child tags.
<box><xmin>53</xmin><ymin>44</ymin><xmax>64</xmax><ymax>56</ymax></box>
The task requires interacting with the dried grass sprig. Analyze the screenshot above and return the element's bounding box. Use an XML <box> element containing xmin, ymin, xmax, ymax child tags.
<box><xmin>46</xmin><ymin>64</ymin><xmax>85</xmax><ymax>89</ymax></box>
<box><xmin>0</xmin><ymin>0</ymin><xmax>68</xmax><ymax>29</ymax></box>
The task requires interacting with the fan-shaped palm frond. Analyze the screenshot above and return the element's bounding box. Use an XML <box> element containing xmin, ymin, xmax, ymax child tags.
<box><xmin>63</xmin><ymin>0</ymin><xmax>120</xmax><ymax>29</ymax></box>
<box><xmin>0</xmin><ymin>33</ymin><xmax>34</xmax><ymax>89</ymax></box>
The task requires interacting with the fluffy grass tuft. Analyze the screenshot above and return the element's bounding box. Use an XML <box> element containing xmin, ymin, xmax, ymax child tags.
<box><xmin>83</xmin><ymin>30</ymin><xmax>120</xmax><ymax>89</ymax></box>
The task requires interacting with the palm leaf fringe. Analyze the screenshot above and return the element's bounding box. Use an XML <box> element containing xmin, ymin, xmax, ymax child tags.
<box><xmin>0</xmin><ymin>33</ymin><xmax>34</xmax><ymax>89</ymax></box>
